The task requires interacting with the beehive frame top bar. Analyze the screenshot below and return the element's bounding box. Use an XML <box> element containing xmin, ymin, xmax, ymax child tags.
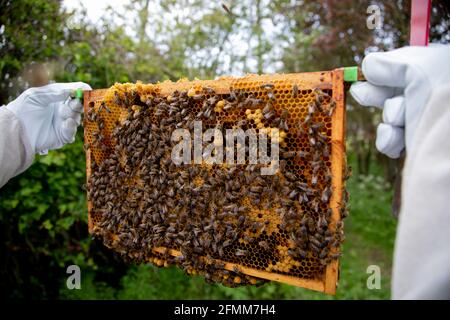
<box><xmin>83</xmin><ymin>69</ymin><xmax>347</xmax><ymax>295</ymax></box>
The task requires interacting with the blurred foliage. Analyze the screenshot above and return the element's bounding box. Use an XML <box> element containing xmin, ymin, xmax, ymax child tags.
<box><xmin>0</xmin><ymin>0</ymin><xmax>66</xmax><ymax>102</ymax></box>
<box><xmin>0</xmin><ymin>0</ymin><xmax>448</xmax><ymax>299</ymax></box>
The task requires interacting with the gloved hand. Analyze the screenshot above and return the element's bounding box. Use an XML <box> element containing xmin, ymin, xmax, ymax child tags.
<box><xmin>350</xmin><ymin>45</ymin><xmax>450</xmax><ymax>158</ymax></box>
<box><xmin>5</xmin><ymin>82</ymin><xmax>91</xmax><ymax>155</ymax></box>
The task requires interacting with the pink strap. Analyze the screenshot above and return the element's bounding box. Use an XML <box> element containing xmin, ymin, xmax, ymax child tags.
<box><xmin>410</xmin><ymin>0</ymin><xmax>431</xmax><ymax>46</ymax></box>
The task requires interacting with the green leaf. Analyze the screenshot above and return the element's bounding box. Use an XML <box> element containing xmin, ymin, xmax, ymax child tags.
<box><xmin>42</xmin><ymin>219</ymin><xmax>53</xmax><ymax>230</ymax></box>
<box><xmin>56</xmin><ymin>216</ymin><xmax>76</xmax><ymax>230</ymax></box>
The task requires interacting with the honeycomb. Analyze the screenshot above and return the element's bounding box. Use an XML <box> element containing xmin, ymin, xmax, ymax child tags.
<box><xmin>83</xmin><ymin>70</ymin><xmax>348</xmax><ymax>294</ymax></box>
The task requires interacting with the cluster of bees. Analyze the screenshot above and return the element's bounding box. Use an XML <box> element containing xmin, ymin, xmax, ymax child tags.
<box><xmin>85</xmin><ymin>80</ymin><xmax>349</xmax><ymax>288</ymax></box>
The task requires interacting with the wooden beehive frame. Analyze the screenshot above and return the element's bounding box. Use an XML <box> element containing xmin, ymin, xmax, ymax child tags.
<box><xmin>83</xmin><ymin>69</ymin><xmax>346</xmax><ymax>294</ymax></box>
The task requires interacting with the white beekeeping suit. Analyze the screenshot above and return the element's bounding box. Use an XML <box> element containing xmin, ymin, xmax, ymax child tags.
<box><xmin>0</xmin><ymin>82</ymin><xmax>91</xmax><ymax>187</ymax></box>
<box><xmin>351</xmin><ymin>45</ymin><xmax>450</xmax><ymax>299</ymax></box>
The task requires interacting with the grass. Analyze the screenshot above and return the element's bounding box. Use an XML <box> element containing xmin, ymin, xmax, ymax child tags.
<box><xmin>61</xmin><ymin>161</ymin><xmax>397</xmax><ymax>300</ymax></box>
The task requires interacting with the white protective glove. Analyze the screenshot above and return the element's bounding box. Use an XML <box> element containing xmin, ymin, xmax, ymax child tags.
<box><xmin>350</xmin><ymin>45</ymin><xmax>450</xmax><ymax>158</ymax></box>
<box><xmin>5</xmin><ymin>82</ymin><xmax>91</xmax><ymax>155</ymax></box>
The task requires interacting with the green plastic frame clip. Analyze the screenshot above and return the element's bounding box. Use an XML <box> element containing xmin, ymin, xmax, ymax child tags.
<box><xmin>75</xmin><ymin>88</ymin><xmax>84</xmax><ymax>100</ymax></box>
<box><xmin>343</xmin><ymin>66</ymin><xmax>359</xmax><ymax>82</ymax></box>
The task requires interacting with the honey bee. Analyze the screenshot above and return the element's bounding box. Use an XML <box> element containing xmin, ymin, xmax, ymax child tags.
<box><xmin>319</xmin><ymin>248</ymin><xmax>329</xmax><ymax>259</ymax></box>
<box><xmin>297</xmin><ymin>193</ymin><xmax>308</xmax><ymax>205</ymax></box>
<box><xmin>262</xmin><ymin>103</ymin><xmax>275</xmax><ymax>119</ymax></box>
<box><xmin>292</xmin><ymin>84</ymin><xmax>298</xmax><ymax>98</ymax></box>
<box><xmin>97</xmin><ymin>101</ymin><xmax>106</xmax><ymax>113</ymax></box>
<box><xmin>317</xmin><ymin>216</ymin><xmax>328</xmax><ymax>229</ymax></box>
<box><xmin>288</xmin><ymin>189</ymin><xmax>299</xmax><ymax>199</ymax></box>
<box><xmin>339</xmin><ymin>203</ymin><xmax>350</xmax><ymax>219</ymax></box>
<box><xmin>223</xmin><ymin>103</ymin><xmax>234</xmax><ymax>111</ymax></box>
<box><xmin>282</xmin><ymin>151</ymin><xmax>297</xmax><ymax>159</ymax></box>
<box><xmin>327</xmin><ymin>100</ymin><xmax>336</xmax><ymax>117</ymax></box>
<box><xmin>237</xmin><ymin>215</ymin><xmax>246</xmax><ymax>226</ymax></box>
<box><xmin>310</xmin><ymin>122</ymin><xmax>324</xmax><ymax>132</ymax></box>
<box><xmin>298</xmin><ymin>249</ymin><xmax>307</xmax><ymax>259</ymax></box>
<box><xmin>113</xmin><ymin>91</ymin><xmax>122</xmax><ymax>105</ymax></box>
<box><xmin>309</xmin><ymin>236</ymin><xmax>322</xmax><ymax>249</ymax></box>
<box><xmin>330</xmin><ymin>252</ymin><xmax>342</xmax><ymax>259</ymax></box>
<box><xmin>310</xmin><ymin>243</ymin><xmax>320</xmax><ymax>254</ymax></box>
<box><xmin>258</xmin><ymin>241</ymin><xmax>270</xmax><ymax>250</ymax></box>
<box><xmin>260</xmin><ymin>83</ymin><xmax>274</xmax><ymax>90</ymax></box>
<box><xmin>307</xmin><ymin>102</ymin><xmax>316</xmax><ymax>116</ymax></box>
<box><xmin>322</xmin><ymin>144</ymin><xmax>330</xmax><ymax>158</ymax></box>
<box><xmin>284</xmin><ymin>171</ymin><xmax>297</xmax><ymax>181</ymax></box>
<box><xmin>234</xmin><ymin>249</ymin><xmax>247</xmax><ymax>257</ymax></box>
<box><xmin>244</xmin><ymin>96</ymin><xmax>264</xmax><ymax>109</ymax></box>
<box><xmin>344</xmin><ymin>165</ymin><xmax>352</xmax><ymax>181</ymax></box>
<box><xmin>232</xmin><ymin>266</ymin><xmax>242</xmax><ymax>275</ymax></box>
<box><xmin>250</xmin><ymin>185</ymin><xmax>263</xmax><ymax>193</ymax></box>
<box><xmin>243</xmin><ymin>235</ymin><xmax>255</xmax><ymax>243</ymax></box>
<box><xmin>297</xmin><ymin>150</ymin><xmax>309</xmax><ymax>159</ymax></box>
<box><xmin>202</xmin><ymin>86</ymin><xmax>215</xmax><ymax>95</ymax></box>
<box><xmin>279</xmin><ymin>109</ymin><xmax>289</xmax><ymax>131</ymax></box>
<box><xmin>342</xmin><ymin>188</ymin><xmax>350</xmax><ymax>204</ymax></box>
<box><xmin>287</xmin><ymin>248</ymin><xmax>296</xmax><ymax>257</ymax></box>
<box><xmin>311</xmin><ymin>173</ymin><xmax>318</xmax><ymax>186</ymax></box>
<box><xmin>250</xmin><ymin>221</ymin><xmax>262</xmax><ymax>233</ymax></box>
<box><xmin>321</xmin><ymin>186</ymin><xmax>332</xmax><ymax>203</ymax></box>
<box><xmin>222</xmin><ymin>239</ymin><xmax>232</xmax><ymax>247</ymax></box>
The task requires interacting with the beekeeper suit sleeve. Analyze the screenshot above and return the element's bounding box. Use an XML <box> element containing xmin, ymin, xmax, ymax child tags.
<box><xmin>0</xmin><ymin>82</ymin><xmax>91</xmax><ymax>188</ymax></box>
<box><xmin>393</xmin><ymin>83</ymin><xmax>450</xmax><ymax>299</ymax></box>
<box><xmin>0</xmin><ymin>107</ymin><xmax>35</xmax><ymax>187</ymax></box>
